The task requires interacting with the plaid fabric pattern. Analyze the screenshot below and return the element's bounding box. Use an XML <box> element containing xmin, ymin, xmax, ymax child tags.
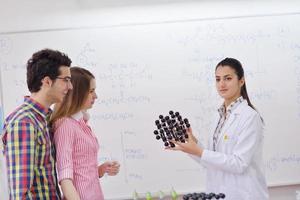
<box><xmin>2</xmin><ymin>96</ymin><xmax>60</xmax><ymax>200</ymax></box>
<box><xmin>213</xmin><ymin>96</ymin><xmax>244</xmax><ymax>151</ymax></box>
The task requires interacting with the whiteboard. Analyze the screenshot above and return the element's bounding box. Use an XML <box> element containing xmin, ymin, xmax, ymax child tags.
<box><xmin>0</xmin><ymin>13</ymin><xmax>300</xmax><ymax>199</ymax></box>
<box><xmin>0</xmin><ymin>61</ymin><xmax>9</xmax><ymax>200</ymax></box>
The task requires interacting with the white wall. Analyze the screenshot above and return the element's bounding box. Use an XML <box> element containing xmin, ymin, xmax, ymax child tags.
<box><xmin>1</xmin><ymin>0</ymin><xmax>300</xmax><ymax>34</ymax></box>
<box><xmin>1</xmin><ymin>0</ymin><xmax>300</xmax><ymax>199</ymax></box>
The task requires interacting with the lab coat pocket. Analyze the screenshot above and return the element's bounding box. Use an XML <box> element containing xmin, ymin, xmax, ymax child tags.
<box><xmin>223</xmin><ymin>133</ymin><xmax>239</xmax><ymax>152</ymax></box>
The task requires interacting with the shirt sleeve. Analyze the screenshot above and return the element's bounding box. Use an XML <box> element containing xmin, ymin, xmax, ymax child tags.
<box><xmin>54</xmin><ymin>120</ymin><xmax>75</xmax><ymax>182</ymax></box>
<box><xmin>200</xmin><ymin>113</ymin><xmax>263</xmax><ymax>174</ymax></box>
<box><xmin>4</xmin><ymin>120</ymin><xmax>35</xmax><ymax>200</ymax></box>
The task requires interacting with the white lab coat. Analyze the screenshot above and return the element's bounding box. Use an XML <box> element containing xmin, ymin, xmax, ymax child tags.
<box><xmin>190</xmin><ymin>100</ymin><xmax>269</xmax><ymax>200</ymax></box>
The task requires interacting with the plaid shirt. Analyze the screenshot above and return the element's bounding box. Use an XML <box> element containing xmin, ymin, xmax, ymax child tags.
<box><xmin>2</xmin><ymin>96</ymin><xmax>61</xmax><ymax>200</ymax></box>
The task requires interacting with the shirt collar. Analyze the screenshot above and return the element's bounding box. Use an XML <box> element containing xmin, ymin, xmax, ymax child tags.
<box><xmin>218</xmin><ymin>96</ymin><xmax>244</xmax><ymax>117</ymax></box>
<box><xmin>24</xmin><ymin>96</ymin><xmax>52</xmax><ymax>118</ymax></box>
<box><xmin>71</xmin><ymin>111</ymin><xmax>90</xmax><ymax>122</ymax></box>
<box><xmin>71</xmin><ymin>111</ymin><xmax>84</xmax><ymax>121</ymax></box>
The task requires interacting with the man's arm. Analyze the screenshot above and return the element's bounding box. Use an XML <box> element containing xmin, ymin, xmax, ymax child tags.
<box><xmin>4</xmin><ymin>120</ymin><xmax>35</xmax><ymax>199</ymax></box>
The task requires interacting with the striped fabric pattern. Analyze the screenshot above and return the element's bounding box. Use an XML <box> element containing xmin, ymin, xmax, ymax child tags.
<box><xmin>2</xmin><ymin>96</ymin><xmax>60</xmax><ymax>200</ymax></box>
<box><xmin>54</xmin><ymin>112</ymin><xmax>104</xmax><ymax>200</ymax></box>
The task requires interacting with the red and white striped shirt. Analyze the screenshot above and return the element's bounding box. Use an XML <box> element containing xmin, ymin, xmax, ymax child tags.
<box><xmin>54</xmin><ymin>112</ymin><xmax>104</xmax><ymax>200</ymax></box>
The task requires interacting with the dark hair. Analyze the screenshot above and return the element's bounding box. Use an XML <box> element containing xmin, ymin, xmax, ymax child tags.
<box><xmin>27</xmin><ymin>49</ymin><xmax>72</xmax><ymax>92</ymax></box>
<box><xmin>215</xmin><ymin>57</ymin><xmax>256</xmax><ymax>110</ymax></box>
<box><xmin>51</xmin><ymin>67</ymin><xmax>95</xmax><ymax>124</ymax></box>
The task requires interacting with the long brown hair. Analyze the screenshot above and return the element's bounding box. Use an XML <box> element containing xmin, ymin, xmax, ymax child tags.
<box><xmin>50</xmin><ymin>66</ymin><xmax>95</xmax><ymax>124</ymax></box>
<box><xmin>215</xmin><ymin>58</ymin><xmax>264</xmax><ymax>123</ymax></box>
<box><xmin>216</xmin><ymin>58</ymin><xmax>255</xmax><ymax>109</ymax></box>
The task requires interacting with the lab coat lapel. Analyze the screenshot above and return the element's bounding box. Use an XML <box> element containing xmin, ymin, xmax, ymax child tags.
<box><xmin>215</xmin><ymin>100</ymin><xmax>246</xmax><ymax>146</ymax></box>
<box><xmin>216</xmin><ymin>110</ymin><xmax>238</xmax><ymax>146</ymax></box>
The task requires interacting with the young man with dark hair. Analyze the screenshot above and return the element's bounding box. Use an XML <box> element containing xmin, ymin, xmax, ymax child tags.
<box><xmin>2</xmin><ymin>49</ymin><xmax>73</xmax><ymax>199</ymax></box>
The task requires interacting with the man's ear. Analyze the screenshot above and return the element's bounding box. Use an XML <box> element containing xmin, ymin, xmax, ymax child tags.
<box><xmin>41</xmin><ymin>76</ymin><xmax>53</xmax><ymax>88</ymax></box>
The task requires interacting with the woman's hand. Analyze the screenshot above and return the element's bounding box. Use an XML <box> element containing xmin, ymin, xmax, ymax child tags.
<box><xmin>166</xmin><ymin>128</ymin><xmax>203</xmax><ymax>156</ymax></box>
<box><xmin>98</xmin><ymin>161</ymin><xmax>120</xmax><ymax>177</ymax></box>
